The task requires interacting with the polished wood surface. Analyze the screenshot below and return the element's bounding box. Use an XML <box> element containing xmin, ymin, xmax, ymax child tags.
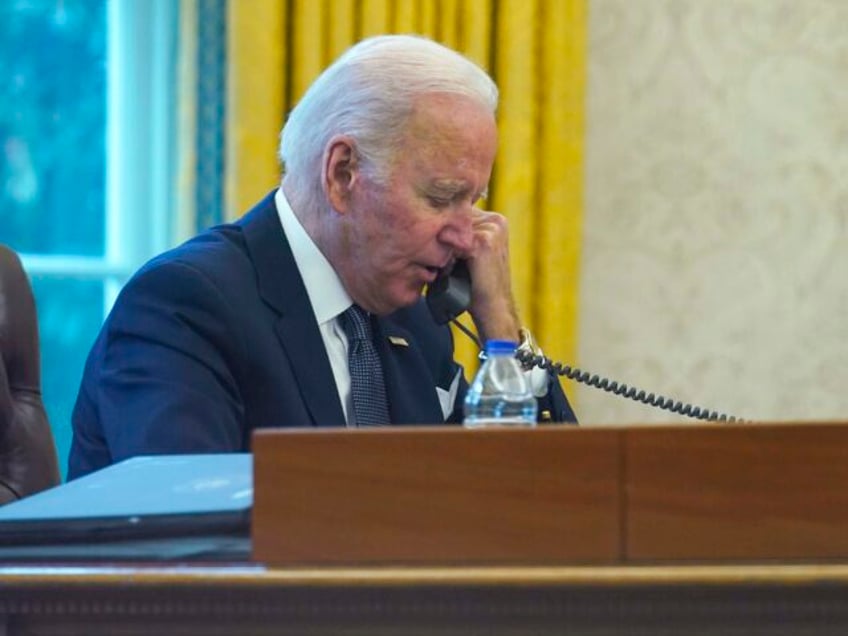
<box><xmin>5</xmin><ymin>563</ymin><xmax>848</xmax><ymax>587</ymax></box>
<box><xmin>626</xmin><ymin>421</ymin><xmax>848</xmax><ymax>561</ymax></box>
<box><xmin>253</xmin><ymin>427</ymin><xmax>621</xmax><ymax>566</ymax></box>
<box><xmin>6</xmin><ymin>423</ymin><xmax>848</xmax><ymax>634</ymax></box>
<box><xmin>254</xmin><ymin>422</ymin><xmax>848</xmax><ymax>567</ymax></box>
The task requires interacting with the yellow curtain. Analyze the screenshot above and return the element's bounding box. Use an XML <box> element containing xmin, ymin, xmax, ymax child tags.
<box><xmin>226</xmin><ymin>0</ymin><xmax>286</xmax><ymax>217</ymax></box>
<box><xmin>226</xmin><ymin>0</ymin><xmax>585</xmax><ymax>380</ymax></box>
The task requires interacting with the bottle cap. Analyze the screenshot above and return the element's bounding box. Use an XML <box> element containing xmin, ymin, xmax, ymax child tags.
<box><xmin>485</xmin><ymin>339</ymin><xmax>518</xmax><ymax>355</ymax></box>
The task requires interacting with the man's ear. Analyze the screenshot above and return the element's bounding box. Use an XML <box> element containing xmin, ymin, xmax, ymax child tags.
<box><xmin>323</xmin><ymin>135</ymin><xmax>358</xmax><ymax>213</ymax></box>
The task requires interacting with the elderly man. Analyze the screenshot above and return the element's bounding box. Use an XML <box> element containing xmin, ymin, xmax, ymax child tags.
<box><xmin>69</xmin><ymin>35</ymin><xmax>576</xmax><ymax>479</ymax></box>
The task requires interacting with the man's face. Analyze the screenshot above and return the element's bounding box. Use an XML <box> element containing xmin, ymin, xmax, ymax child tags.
<box><xmin>336</xmin><ymin>93</ymin><xmax>498</xmax><ymax>315</ymax></box>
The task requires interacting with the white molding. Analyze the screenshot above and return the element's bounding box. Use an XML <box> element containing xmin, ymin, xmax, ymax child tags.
<box><xmin>106</xmin><ymin>0</ymin><xmax>178</xmax><ymax>309</ymax></box>
<box><xmin>17</xmin><ymin>254</ymin><xmax>134</xmax><ymax>280</ymax></box>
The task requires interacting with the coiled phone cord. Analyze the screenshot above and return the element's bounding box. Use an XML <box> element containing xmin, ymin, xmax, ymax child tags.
<box><xmin>515</xmin><ymin>350</ymin><xmax>742</xmax><ymax>423</ymax></box>
<box><xmin>451</xmin><ymin>319</ymin><xmax>742</xmax><ymax>423</ymax></box>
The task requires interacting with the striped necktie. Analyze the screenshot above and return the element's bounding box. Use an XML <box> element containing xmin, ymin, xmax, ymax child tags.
<box><xmin>340</xmin><ymin>305</ymin><xmax>391</xmax><ymax>426</ymax></box>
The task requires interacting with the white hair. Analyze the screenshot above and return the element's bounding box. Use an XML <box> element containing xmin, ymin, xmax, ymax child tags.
<box><xmin>279</xmin><ymin>34</ymin><xmax>498</xmax><ymax>199</ymax></box>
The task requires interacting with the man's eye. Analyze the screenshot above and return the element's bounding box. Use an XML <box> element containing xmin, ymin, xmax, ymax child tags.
<box><xmin>427</xmin><ymin>196</ymin><xmax>451</xmax><ymax>209</ymax></box>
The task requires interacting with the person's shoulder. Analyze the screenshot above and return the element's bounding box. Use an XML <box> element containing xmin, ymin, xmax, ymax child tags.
<box><xmin>152</xmin><ymin>205</ymin><xmax>271</xmax><ymax>281</ymax></box>
<box><xmin>135</xmin><ymin>190</ymin><xmax>279</xmax><ymax>287</ymax></box>
<box><xmin>105</xmin><ymin>223</ymin><xmax>254</xmax><ymax>322</ymax></box>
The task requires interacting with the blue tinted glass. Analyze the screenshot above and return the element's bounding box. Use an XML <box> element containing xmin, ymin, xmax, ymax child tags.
<box><xmin>0</xmin><ymin>0</ymin><xmax>107</xmax><ymax>255</ymax></box>
<box><xmin>30</xmin><ymin>276</ymin><xmax>103</xmax><ymax>479</ymax></box>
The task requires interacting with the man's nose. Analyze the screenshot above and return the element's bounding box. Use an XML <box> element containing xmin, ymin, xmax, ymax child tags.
<box><xmin>438</xmin><ymin>207</ymin><xmax>474</xmax><ymax>252</ymax></box>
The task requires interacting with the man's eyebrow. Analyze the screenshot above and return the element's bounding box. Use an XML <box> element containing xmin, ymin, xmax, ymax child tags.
<box><xmin>430</xmin><ymin>180</ymin><xmax>468</xmax><ymax>193</ymax></box>
<box><xmin>430</xmin><ymin>180</ymin><xmax>489</xmax><ymax>199</ymax></box>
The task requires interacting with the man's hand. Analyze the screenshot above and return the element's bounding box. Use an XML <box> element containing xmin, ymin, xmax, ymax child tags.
<box><xmin>464</xmin><ymin>209</ymin><xmax>522</xmax><ymax>343</ymax></box>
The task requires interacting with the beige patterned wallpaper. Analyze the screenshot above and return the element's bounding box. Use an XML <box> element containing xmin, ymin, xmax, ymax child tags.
<box><xmin>579</xmin><ymin>0</ymin><xmax>848</xmax><ymax>424</ymax></box>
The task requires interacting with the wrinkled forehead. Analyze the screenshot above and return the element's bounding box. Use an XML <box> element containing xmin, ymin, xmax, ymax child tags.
<box><xmin>402</xmin><ymin>93</ymin><xmax>497</xmax><ymax>152</ymax></box>
<box><xmin>386</xmin><ymin>95</ymin><xmax>496</xmax><ymax>190</ymax></box>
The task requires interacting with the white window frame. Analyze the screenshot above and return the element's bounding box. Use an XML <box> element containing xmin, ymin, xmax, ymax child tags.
<box><xmin>20</xmin><ymin>0</ymin><xmax>178</xmax><ymax>316</ymax></box>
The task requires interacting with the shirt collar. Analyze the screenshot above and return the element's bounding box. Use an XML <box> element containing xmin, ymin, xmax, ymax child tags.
<box><xmin>274</xmin><ymin>188</ymin><xmax>351</xmax><ymax>324</ymax></box>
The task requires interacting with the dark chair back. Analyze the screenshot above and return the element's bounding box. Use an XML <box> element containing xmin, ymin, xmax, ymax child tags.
<box><xmin>0</xmin><ymin>245</ymin><xmax>60</xmax><ymax>503</ymax></box>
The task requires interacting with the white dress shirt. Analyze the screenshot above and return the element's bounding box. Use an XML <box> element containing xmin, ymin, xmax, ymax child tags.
<box><xmin>275</xmin><ymin>189</ymin><xmax>364</xmax><ymax>425</ymax></box>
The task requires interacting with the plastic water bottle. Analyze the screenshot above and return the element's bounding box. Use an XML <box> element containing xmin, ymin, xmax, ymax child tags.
<box><xmin>463</xmin><ymin>339</ymin><xmax>537</xmax><ymax>427</ymax></box>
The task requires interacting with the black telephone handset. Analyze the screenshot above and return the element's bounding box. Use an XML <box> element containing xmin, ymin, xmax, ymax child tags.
<box><xmin>426</xmin><ymin>259</ymin><xmax>472</xmax><ymax>325</ymax></box>
<box><xmin>425</xmin><ymin>260</ymin><xmax>741</xmax><ymax>423</ymax></box>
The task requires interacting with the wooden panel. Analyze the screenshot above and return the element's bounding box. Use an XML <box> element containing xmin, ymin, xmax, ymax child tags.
<box><xmin>253</xmin><ymin>427</ymin><xmax>620</xmax><ymax>566</ymax></box>
<box><xmin>625</xmin><ymin>422</ymin><xmax>848</xmax><ymax>562</ymax></box>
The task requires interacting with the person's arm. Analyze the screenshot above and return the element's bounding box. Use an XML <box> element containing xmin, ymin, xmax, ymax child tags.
<box><xmin>460</xmin><ymin>210</ymin><xmax>578</xmax><ymax>424</ymax></box>
<box><xmin>463</xmin><ymin>210</ymin><xmax>521</xmax><ymax>343</ymax></box>
<box><xmin>71</xmin><ymin>259</ymin><xmax>248</xmax><ymax>475</ymax></box>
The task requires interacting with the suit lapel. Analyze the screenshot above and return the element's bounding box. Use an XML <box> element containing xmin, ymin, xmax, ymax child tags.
<box><xmin>375</xmin><ymin>318</ymin><xmax>445</xmax><ymax>425</ymax></box>
<box><xmin>239</xmin><ymin>192</ymin><xmax>346</xmax><ymax>428</ymax></box>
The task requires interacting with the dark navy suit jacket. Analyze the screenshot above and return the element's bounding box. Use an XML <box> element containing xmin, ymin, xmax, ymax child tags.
<box><xmin>69</xmin><ymin>192</ymin><xmax>576</xmax><ymax>479</ymax></box>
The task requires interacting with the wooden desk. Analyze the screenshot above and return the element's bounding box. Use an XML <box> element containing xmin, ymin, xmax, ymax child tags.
<box><xmin>253</xmin><ymin>423</ymin><xmax>848</xmax><ymax>566</ymax></box>
<box><xmin>5</xmin><ymin>424</ymin><xmax>848</xmax><ymax>633</ymax></box>
<box><xmin>3</xmin><ymin>563</ymin><xmax>848</xmax><ymax>635</ymax></box>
